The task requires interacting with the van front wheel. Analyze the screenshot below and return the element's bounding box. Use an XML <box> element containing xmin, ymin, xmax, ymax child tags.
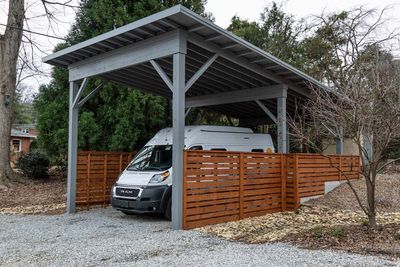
<box><xmin>163</xmin><ymin>197</ymin><xmax>172</xmax><ymax>221</ymax></box>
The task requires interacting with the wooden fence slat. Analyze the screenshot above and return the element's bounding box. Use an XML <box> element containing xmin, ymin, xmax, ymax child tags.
<box><xmin>293</xmin><ymin>154</ymin><xmax>299</xmax><ymax>209</ymax></box>
<box><xmin>86</xmin><ymin>153</ymin><xmax>90</xmax><ymax>210</ymax></box>
<box><xmin>281</xmin><ymin>154</ymin><xmax>286</xmax><ymax>211</ymax></box>
<box><xmin>76</xmin><ymin>151</ymin><xmax>135</xmax><ymax>209</ymax></box>
<box><xmin>239</xmin><ymin>153</ymin><xmax>244</xmax><ymax>219</ymax></box>
<box><xmin>183</xmin><ymin>150</ymin><xmax>188</xmax><ymax>229</ymax></box>
<box><xmin>79</xmin><ymin>150</ymin><xmax>360</xmax><ymax>228</ymax></box>
<box><xmin>103</xmin><ymin>153</ymin><xmax>107</xmax><ymax>208</ymax></box>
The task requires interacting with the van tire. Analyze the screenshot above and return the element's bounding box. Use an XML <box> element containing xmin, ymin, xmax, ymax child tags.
<box><xmin>163</xmin><ymin>197</ymin><xmax>172</xmax><ymax>221</ymax></box>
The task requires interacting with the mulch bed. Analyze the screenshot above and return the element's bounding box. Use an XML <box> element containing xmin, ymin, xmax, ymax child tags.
<box><xmin>0</xmin><ymin>175</ymin><xmax>67</xmax><ymax>215</ymax></box>
<box><xmin>283</xmin><ymin>223</ymin><xmax>400</xmax><ymax>259</ymax></box>
<box><xmin>307</xmin><ymin>174</ymin><xmax>400</xmax><ymax>213</ymax></box>
<box><xmin>199</xmin><ymin>173</ymin><xmax>400</xmax><ymax>258</ymax></box>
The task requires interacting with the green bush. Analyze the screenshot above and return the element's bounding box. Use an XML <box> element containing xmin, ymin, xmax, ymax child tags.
<box><xmin>330</xmin><ymin>225</ymin><xmax>346</xmax><ymax>239</ymax></box>
<box><xmin>17</xmin><ymin>151</ymin><xmax>50</xmax><ymax>179</ymax></box>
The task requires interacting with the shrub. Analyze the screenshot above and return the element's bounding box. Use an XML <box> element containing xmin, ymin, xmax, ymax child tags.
<box><xmin>312</xmin><ymin>226</ymin><xmax>325</xmax><ymax>239</ymax></box>
<box><xmin>330</xmin><ymin>225</ymin><xmax>346</xmax><ymax>239</ymax></box>
<box><xmin>17</xmin><ymin>151</ymin><xmax>50</xmax><ymax>179</ymax></box>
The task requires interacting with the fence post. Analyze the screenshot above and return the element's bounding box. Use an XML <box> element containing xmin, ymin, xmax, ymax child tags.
<box><xmin>294</xmin><ymin>154</ymin><xmax>299</xmax><ymax>209</ymax></box>
<box><xmin>86</xmin><ymin>153</ymin><xmax>91</xmax><ymax>210</ymax></box>
<box><xmin>103</xmin><ymin>153</ymin><xmax>108</xmax><ymax>208</ymax></box>
<box><xmin>239</xmin><ymin>153</ymin><xmax>244</xmax><ymax>219</ymax></box>
<box><xmin>119</xmin><ymin>153</ymin><xmax>123</xmax><ymax>173</ymax></box>
<box><xmin>339</xmin><ymin>156</ymin><xmax>342</xmax><ymax>181</ymax></box>
<box><xmin>182</xmin><ymin>150</ymin><xmax>188</xmax><ymax>229</ymax></box>
<box><xmin>281</xmin><ymin>154</ymin><xmax>286</xmax><ymax>211</ymax></box>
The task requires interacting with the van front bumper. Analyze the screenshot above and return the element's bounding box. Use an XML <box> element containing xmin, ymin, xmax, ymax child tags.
<box><xmin>111</xmin><ymin>185</ymin><xmax>167</xmax><ymax>213</ymax></box>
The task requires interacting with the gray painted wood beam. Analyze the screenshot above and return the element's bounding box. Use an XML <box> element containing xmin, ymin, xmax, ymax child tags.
<box><xmin>186</xmin><ymin>84</ymin><xmax>287</xmax><ymax>108</ymax></box>
<box><xmin>277</xmin><ymin>89</ymin><xmax>288</xmax><ymax>153</ymax></box>
<box><xmin>78</xmin><ymin>82</ymin><xmax>105</xmax><ymax>108</ymax></box>
<box><xmin>250</xmin><ymin>58</ymin><xmax>268</xmax><ymax>64</ymax></box>
<box><xmin>188</xmin><ymin>33</ymin><xmax>308</xmax><ymax>96</ymax></box>
<box><xmin>222</xmin><ymin>43</ymin><xmax>240</xmax><ymax>50</ymax></box>
<box><xmin>187</xmin><ymin>49</ymin><xmax>261</xmax><ymax>88</ymax></box>
<box><xmin>204</xmin><ymin>33</ymin><xmax>223</xmax><ymax>42</ymax></box>
<box><xmin>150</xmin><ymin>59</ymin><xmax>174</xmax><ymax>91</ymax></box>
<box><xmin>188</xmin><ymin>24</ymin><xmax>205</xmax><ymax>32</ymax></box>
<box><xmin>171</xmin><ymin>52</ymin><xmax>186</xmax><ymax>230</ymax></box>
<box><xmin>185</xmin><ymin>107</ymin><xmax>192</xmax><ymax>117</ymax></box>
<box><xmin>236</xmin><ymin>50</ymin><xmax>255</xmax><ymax>57</ymax></box>
<box><xmin>69</xmin><ymin>29</ymin><xmax>186</xmax><ymax>81</ymax></box>
<box><xmin>67</xmin><ymin>81</ymin><xmax>79</xmax><ymax>214</ymax></box>
<box><xmin>72</xmin><ymin>78</ymin><xmax>89</xmax><ymax>108</ymax></box>
<box><xmin>255</xmin><ymin>100</ymin><xmax>277</xmax><ymax>124</ymax></box>
<box><xmin>185</xmin><ymin>53</ymin><xmax>218</xmax><ymax>92</ymax></box>
<box><xmin>322</xmin><ymin>122</ymin><xmax>338</xmax><ymax>137</ymax></box>
<box><xmin>362</xmin><ymin>133</ymin><xmax>373</xmax><ymax>163</ymax></box>
<box><xmin>125</xmin><ymin>31</ymin><xmax>144</xmax><ymax>40</ymax></box>
<box><xmin>188</xmin><ymin>49</ymin><xmax>256</xmax><ymax>88</ymax></box>
<box><xmin>160</xmin><ymin>18</ymin><xmax>181</xmax><ymax>29</ymax></box>
<box><xmin>142</xmin><ymin>60</ymin><xmax>220</xmax><ymax>94</ymax></box>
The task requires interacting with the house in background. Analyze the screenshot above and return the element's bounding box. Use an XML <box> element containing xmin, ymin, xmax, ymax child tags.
<box><xmin>324</xmin><ymin>138</ymin><xmax>359</xmax><ymax>156</ymax></box>
<box><xmin>10</xmin><ymin>124</ymin><xmax>38</xmax><ymax>163</ymax></box>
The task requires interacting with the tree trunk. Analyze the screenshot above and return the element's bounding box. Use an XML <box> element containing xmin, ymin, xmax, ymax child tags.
<box><xmin>0</xmin><ymin>0</ymin><xmax>25</xmax><ymax>187</ymax></box>
<box><xmin>365</xmin><ymin>173</ymin><xmax>377</xmax><ymax>228</ymax></box>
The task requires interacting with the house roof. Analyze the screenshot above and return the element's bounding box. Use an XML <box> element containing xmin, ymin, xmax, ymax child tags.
<box><xmin>11</xmin><ymin>129</ymin><xmax>37</xmax><ymax>139</ymax></box>
<box><xmin>12</xmin><ymin>123</ymin><xmax>37</xmax><ymax>129</ymax></box>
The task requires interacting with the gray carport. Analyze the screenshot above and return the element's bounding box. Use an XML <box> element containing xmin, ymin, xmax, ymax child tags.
<box><xmin>43</xmin><ymin>5</ymin><xmax>333</xmax><ymax>230</ymax></box>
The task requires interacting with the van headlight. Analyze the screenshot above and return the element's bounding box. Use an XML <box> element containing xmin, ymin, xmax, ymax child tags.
<box><xmin>149</xmin><ymin>171</ymin><xmax>170</xmax><ymax>184</ymax></box>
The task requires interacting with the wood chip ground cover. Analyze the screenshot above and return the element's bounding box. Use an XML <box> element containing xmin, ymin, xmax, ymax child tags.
<box><xmin>0</xmin><ymin>176</ymin><xmax>67</xmax><ymax>215</ymax></box>
<box><xmin>198</xmin><ymin>173</ymin><xmax>400</xmax><ymax>258</ymax></box>
<box><xmin>199</xmin><ymin>206</ymin><xmax>400</xmax><ymax>243</ymax></box>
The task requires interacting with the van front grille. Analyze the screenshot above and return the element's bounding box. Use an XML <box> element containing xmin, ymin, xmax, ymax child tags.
<box><xmin>115</xmin><ymin>187</ymin><xmax>140</xmax><ymax>198</ymax></box>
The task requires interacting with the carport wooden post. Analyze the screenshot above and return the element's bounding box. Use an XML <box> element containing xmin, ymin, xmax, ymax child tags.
<box><xmin>171</xmin><ymin>51</ymin><xmax>186</xmax><ymax>230</ymax></box>
<box><xmin>277</xmin><ymin>86</ymin><xmax>288</xmax><ymax>153</ymax></box>
<box><xmin>67</xmin><ymin>81</ymin><xmax>79</xmax><ymax>213</ymax></box>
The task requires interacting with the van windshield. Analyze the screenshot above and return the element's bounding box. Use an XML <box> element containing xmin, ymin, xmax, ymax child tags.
<box><xmin>127</xmin><ymin>145</ymin><xmax>172</xmax><ymax>171</ymax></box>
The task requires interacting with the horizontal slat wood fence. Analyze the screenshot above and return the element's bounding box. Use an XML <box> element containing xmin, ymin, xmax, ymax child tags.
<box><xmin>285</xmin><ymin>154</ymin><xmax>360</xmax><ymax>210</ymax></box>
<box><xmin>76</xmin><ymin>151</ymin><xmax>134</xmax><ymax>208</ymax></box>
<box><xmin>183</xmin><ymin>151</ymin><xmax>360</xmax><ymax>229</ymax></box>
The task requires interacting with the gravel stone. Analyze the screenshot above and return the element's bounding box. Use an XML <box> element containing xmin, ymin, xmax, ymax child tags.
<box><xmin>0</xmin><ymin>208</ymin><xmax>397</xmax><ymax>267</ymax></box>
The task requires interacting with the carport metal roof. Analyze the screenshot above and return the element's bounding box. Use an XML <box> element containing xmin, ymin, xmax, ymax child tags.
<box><xmin>43</xmin><ymin>4</ymin><xmax>326</xmax><ymax>122</ymax></box>
<box><xmin>43</xmin><ymin>5</ymin><xmax>329</xmax><ymax>230</ymax></box>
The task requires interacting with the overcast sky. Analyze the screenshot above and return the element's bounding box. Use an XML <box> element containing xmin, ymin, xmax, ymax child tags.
<box><xmin>1</xmin><ymin>0</ymin><xmax>399</xmax><ymax>95</ymax></box>
<box><xmin>207</xmin><ymin>0</ymin><xmax>400</xmax><ymax>28</ymax></box>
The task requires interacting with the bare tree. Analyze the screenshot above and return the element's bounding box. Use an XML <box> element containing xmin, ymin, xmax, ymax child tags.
<box><xmin>289</xmin><ymin>7</ymin><xmax>400</xmax><ymax>228</ymax></box>
<box><xmin>0</xmin><ymin>0</ymin><xmax>76</xmax><ymax>187</ymax></box>
<box><xmin>0</xmin><ymin>0</ymin><xmax>24</xmax><ymax>187</ymax></box>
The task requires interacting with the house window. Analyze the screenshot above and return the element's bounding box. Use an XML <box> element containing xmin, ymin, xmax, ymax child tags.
<box><xmin>12</xmin><ymin>139</ymin><xmax>21</xmax><ymax>152</ymax></box>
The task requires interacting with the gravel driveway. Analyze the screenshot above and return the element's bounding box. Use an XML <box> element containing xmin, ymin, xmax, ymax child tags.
<box><xmin>0</xmin><ymin>208</ymin><xmax>397</xmax><ymax>267</ymax></box>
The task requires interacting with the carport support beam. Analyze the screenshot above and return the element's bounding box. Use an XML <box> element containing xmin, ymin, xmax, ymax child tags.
<box><xmin>277</xmin><ymin>87</ymin><xmax>288</xmax><ymax>153</ymax></box>
<box><xmin>171</xmin><ymin>52</ymin><xmax>186</xmax><ymax>230</ymax></box>
<box><xmin>336</xmin><ymin>127</ymin><xmax>344</xmax><ymax>154</ymax></box>
<box><xmin>67</xmin><ymin>81</ymin><xmax>79</xmax><ymax>214</ymax></box>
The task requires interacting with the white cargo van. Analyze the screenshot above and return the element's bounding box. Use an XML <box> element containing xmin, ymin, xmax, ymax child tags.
<box><xmin>111</xmin><ymin>125</ymin><xmax>274</xmax><ymax>219</ymax></box>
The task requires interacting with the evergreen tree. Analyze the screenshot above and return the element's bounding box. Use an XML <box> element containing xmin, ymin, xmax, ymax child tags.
<box><xmin>35</xmin><ymin>0</ymin><xmax>209</xmax><ymax>164</ymax></box>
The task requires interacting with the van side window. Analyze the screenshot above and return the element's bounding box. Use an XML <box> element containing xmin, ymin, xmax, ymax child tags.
<box><xmin>189</xmin><ymin>146</ymin><xmax>203</xmax><ymax>150</ymax></box>
<box><xmin>251</xmin><ymin>149</ymin><xmax>264</xmax><ymax>152</ymax></box>
<box><xmin>210</xmin><ymin>148</ymin><xmax>227</xmax><ymax>151</ymax></box>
